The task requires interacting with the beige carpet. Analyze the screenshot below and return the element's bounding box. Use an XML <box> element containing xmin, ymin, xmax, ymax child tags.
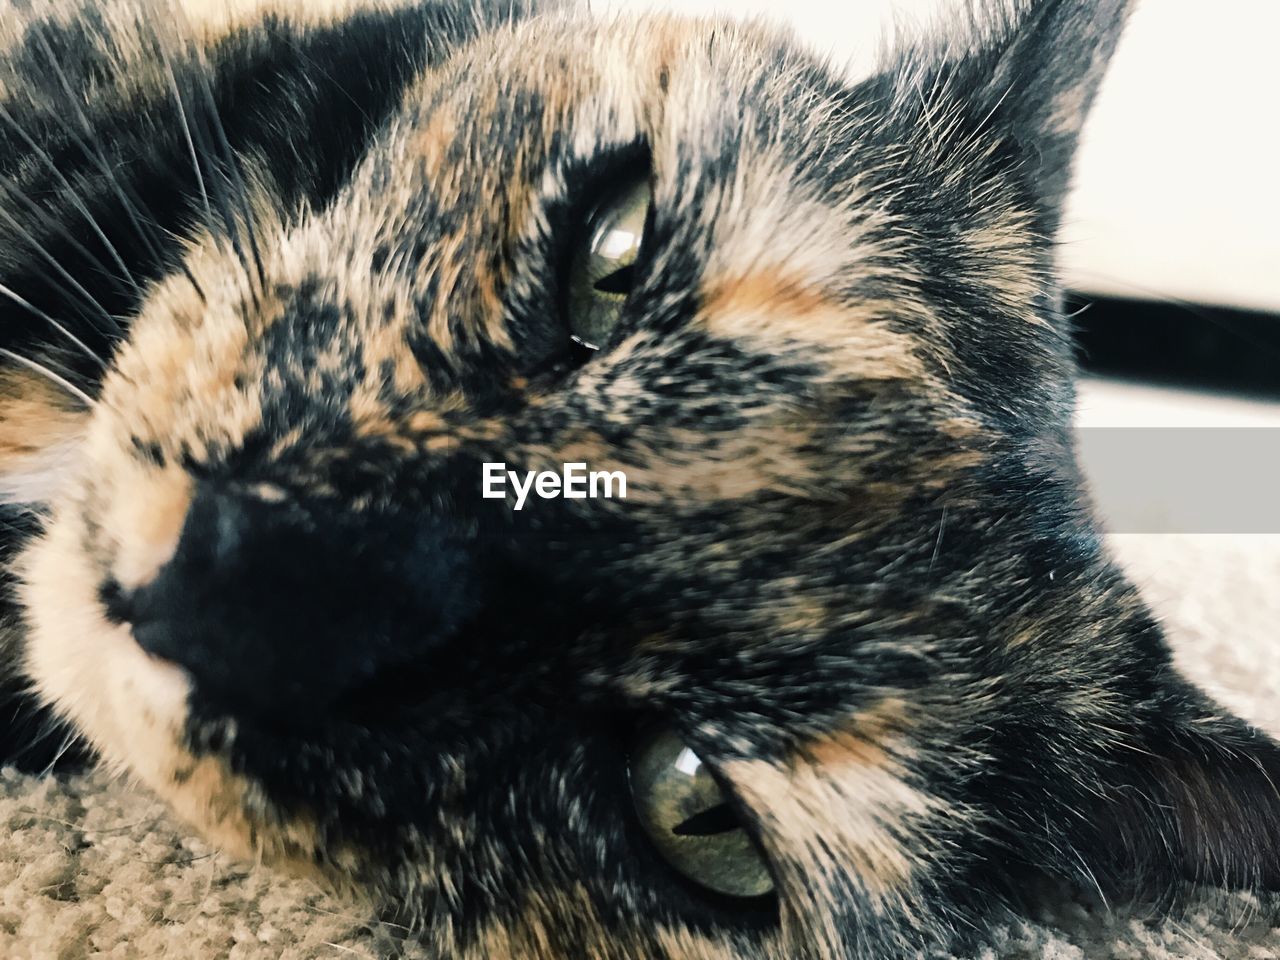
<box><xmin>2</xmin><ymin>533</ymin><xmax>1279</xmax><ymax>958</ymax></box>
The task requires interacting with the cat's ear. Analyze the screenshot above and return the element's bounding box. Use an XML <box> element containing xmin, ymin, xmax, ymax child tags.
<box><xmin>882</xmin><ymin>0</ymin><xmax>1134</xmax><ymax>219</ymax></box>
<box><xmin>1087</xmin><ymin>682</ymin><xmax>1280</xmax><ymax>892</ymax></box>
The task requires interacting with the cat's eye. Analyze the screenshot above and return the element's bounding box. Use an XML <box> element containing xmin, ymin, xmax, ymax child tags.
<box><xmin>629</xmin><ymin>729</ymin><xmax>775</xmax><ymax>899</ymax></box>
<box><xmin>566</xmin><ymin>177</ymin><xmax>651</xmax><ymax>351</ymax></box>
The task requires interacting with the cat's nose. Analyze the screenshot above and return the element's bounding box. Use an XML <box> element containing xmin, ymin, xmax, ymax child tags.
<box><xmin>109</xmin><ymin>484</ymin><xmax>480</xmax><ymax>722</ymax></box>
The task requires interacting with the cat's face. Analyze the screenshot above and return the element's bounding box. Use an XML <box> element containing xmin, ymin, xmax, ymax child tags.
<box><xmin>7</xmin><ymin>1</ymin><xmax>1280</xmax><ymax>958</ymax></box>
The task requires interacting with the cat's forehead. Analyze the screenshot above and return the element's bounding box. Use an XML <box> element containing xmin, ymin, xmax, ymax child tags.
<box><xmin>264</xmin><ymin>13</ymin><xmax>919</xmax><ymax>378</ymax></box>
<box><xmin>352</xmin><ymin>13</ymin><xmax>855</xmax><ymax>248</ymax></box>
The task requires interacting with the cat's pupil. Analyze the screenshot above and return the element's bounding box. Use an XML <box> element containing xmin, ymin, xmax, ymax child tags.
<box><xmin>593</xmin><ymin>264</ymin><xmax>635</xmax><ymax>295</ymax></box>
<box><xmin>672</xmin><ymin>801</ymin><xmax>741</xmax><ymax>837</ymax></box>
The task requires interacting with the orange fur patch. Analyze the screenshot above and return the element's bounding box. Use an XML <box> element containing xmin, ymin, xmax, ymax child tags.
<box><xmin>701</xmin><ymin>272</ymin><xmax>927</xmax><ymax>383</ymax></box>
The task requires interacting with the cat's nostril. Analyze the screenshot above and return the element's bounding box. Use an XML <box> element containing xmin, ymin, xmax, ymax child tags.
<box><xmin>113</xmin><ymin>482</ymin><xmax>479</xmax><ymax>723</ymax></box>
<box><xmin>98</xmin><ymin>577</ymin><xmax>135</xmax><ymax>625</ymax></box>
<box><xmin>99</xmin><ymin>577</ymin><xmax>189</xmax><ymax>674</ymax></box>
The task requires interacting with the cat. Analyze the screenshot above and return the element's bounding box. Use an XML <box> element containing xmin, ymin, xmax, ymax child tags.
<box><xmin>0</xmin><ymin>0</ymin><xmax>1277</xmax><ymax>957</ymax></box>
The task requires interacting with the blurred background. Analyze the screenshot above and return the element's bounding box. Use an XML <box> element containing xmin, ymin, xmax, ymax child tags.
<box><xmin>601</xmin><ymin>0</ymin><xmax>1280</xmax><ymax>530</ymax></box>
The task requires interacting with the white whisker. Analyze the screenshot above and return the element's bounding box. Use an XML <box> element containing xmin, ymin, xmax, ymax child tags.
<box><xmin>28</xmin><ymin>24</ymin><xmax>169</xmax><ymax>311</ymax></box>
<box><xmin>0</xmin><ymin>198</ymin><xmax>123</xmax><ymax>336</ymax></box>
<box><xmin>0</xmin><ymin>347</ymin><xmax>95</xmax><ymax>408</ymax></box>
<box><xmin>0</xmin><ymin>280</ymin><xmax>106</xmax><ymax>368</ymax></box>
<box><xmin>0</xmin><ymin>99</ymin><xmax>143</xmax><ymax>300</ymax></box>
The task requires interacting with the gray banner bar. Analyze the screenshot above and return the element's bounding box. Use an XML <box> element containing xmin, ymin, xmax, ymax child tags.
<box><xmin>1076</xmin><ymin>428</ymin><xmax>1280</xmax><ymax>533</ymax></box>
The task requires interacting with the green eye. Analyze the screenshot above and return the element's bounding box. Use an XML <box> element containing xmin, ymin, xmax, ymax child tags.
<box><xmin>567</xmin><ymin>177</ymin><xmax>651</xmax><ymax>351</ymax></box>
<box><xmin>629</xmin><ymin>729</ymin><xmax>775</xmax><ymax>899</ymax></box>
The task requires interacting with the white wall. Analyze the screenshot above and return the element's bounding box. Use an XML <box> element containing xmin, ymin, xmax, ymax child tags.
<box><xmin>595</xmin><ymin>0</ymin><xmax>1280</xmax><ymax>313</ymax></box>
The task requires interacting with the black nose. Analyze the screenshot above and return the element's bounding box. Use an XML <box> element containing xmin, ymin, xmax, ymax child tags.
<box><xmin>117</xmin><ymin>485</ymin><xmax>479</xmax><ymax>722</ymax></box>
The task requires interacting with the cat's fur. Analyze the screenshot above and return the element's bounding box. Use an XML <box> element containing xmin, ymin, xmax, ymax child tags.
<box><xmin>0</xmin><ymin>0</ymin><xmax>1277</xmax><ymax>957</ymax></box>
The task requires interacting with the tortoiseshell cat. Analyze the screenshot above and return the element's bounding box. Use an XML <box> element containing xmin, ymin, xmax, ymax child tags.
<box><xmin>0</xmin><ymin>0</ymin><xmax>1276</xmax><ymax>956</ymax></box>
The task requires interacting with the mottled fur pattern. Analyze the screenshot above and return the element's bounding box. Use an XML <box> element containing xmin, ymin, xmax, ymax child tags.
<box><xmin>0</xmin><ymin>0</ymin><xmax>1277</xmax><ymax>957</ymax></box>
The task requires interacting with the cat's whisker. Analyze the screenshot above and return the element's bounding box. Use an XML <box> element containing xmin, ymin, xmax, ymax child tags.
<box><xmin>0</xmin><ymin>347</ymin><xmax>95</xmax><ymax>408</ymax></box>
<box><xmin>0</xmin><ymin>200</ymin><xmax>123</xmax><ymax>337</ymax></box>
<box><xmin>172</xmin><ymin>67</ymin><xmax>255</xmax><ymax>307</ymax></box>
<box><xmin>192</xmin><ymin>99</ymin><xmax>263</xmax><ymax>309</ymax></box>
<box><xmin>0</xmin><ymin>177</ymin><xmax>134</xmax><ymax>309</ymax></box>
<box><xmin>26</xmin><ymin>27</ymin><xmax>169</xmax><ymax>325</ymax></box>
<box><xmin>0</xmin><ymin>101</ymin><xmax>143</xmax><ymax>302</ymax></box>
<box><xmin>0</xmin><ymin>208</ymin><xmax>119</xmax><ymax>340</ymax></box>
<box><xmin>303</xmin><ymin>902</ymin><xmax>413</xmax><ymax>934</ymax></box>
<box><xmin>1076</xmin><ymin>271</ymin><xmax>1280</xmax><ymax>338</ymax></box>
<box><xmin>37</xmin><ymin>727</ymin><xmax>84</xmax><ymax>778</ymax></box>
<box><xmin>928</xmin><ymin>504</ymin><xmax>948</xmax><ymax>572</ymax></box>
<box><xmin>159</xmin><ymin>50</ymin><xmax>212</xmax><ymax>243</ymax></box>
<box><xmin>1071</xmin><ymin>847</ymin><xmax>1110</xmax><ymax>911</ymax></box>
<box><xmin>177</xmin><ymin>27</ymin><xmax>267</xmax><ymax>308</ymax></box>
<box><xmin>319</xmin><ymin>943</ymin><xmax>363</xmax><ymax>956</ymax></box>
<box><xmin>146</xmin><ymin>19</ymin><xmax>216</xmax><ymax>306</ymax></box>
<box><xmin>0</xmin><ymin>280</ymin><xmax>106</xmax><ymax>369</ymax></box>
<box><xmin>1067</xmin><ymin>272</ymin><xmax>1280</xmax><ymax>371</ymax></box>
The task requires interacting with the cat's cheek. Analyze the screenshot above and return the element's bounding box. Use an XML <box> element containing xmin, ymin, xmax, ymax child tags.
<box><xmin>13</xmin><ymin>510</ymin><xmax>292</xmax><ymax>866</ymax></box>
<box><xmin>17</xmin><ymin>512</ymin><xmax>148</xmax><ymax>772</ymax></box>
<box><xmin>17</xmin><ymin>513</ymin><xmax>199</xmax><ymax>791</ymax></box>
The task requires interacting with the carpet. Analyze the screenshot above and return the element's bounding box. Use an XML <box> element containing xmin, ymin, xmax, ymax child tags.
<box><xmin>2</xmin><ymin>533</ymin><xmax>1278</xmax><ymax>959</ymax></box>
